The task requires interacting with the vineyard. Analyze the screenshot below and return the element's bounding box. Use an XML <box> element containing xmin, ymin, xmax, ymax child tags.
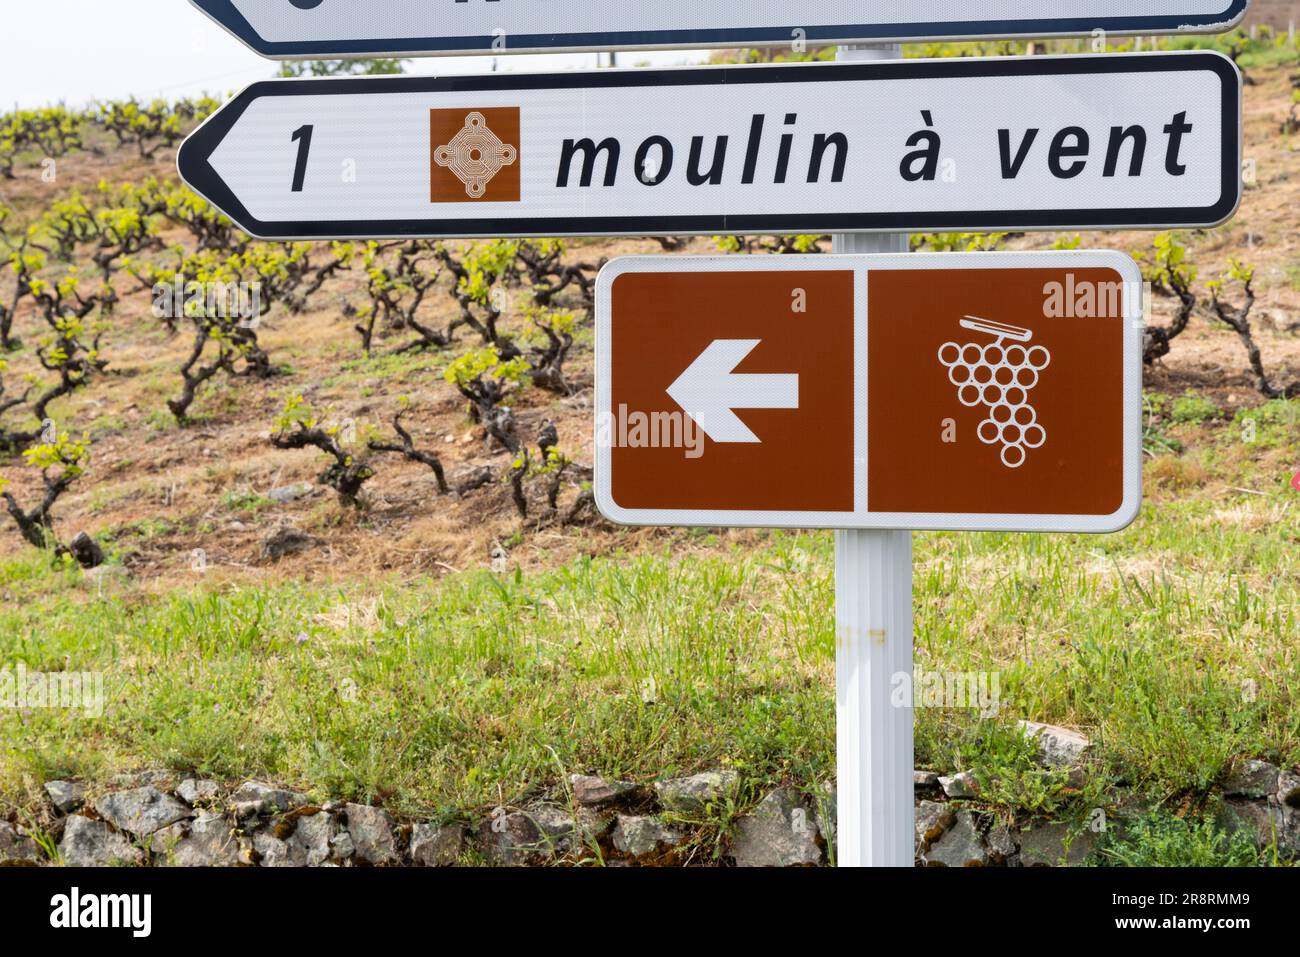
<box><xmin>0</xmin><ymin>31</ymin><xmax>1299</xmax><ymax>863</ymax></box>
<box><xmin>0</xmin><ymin>46</ymin><xmax>1296</xmax><ymax>580</ymax></box>
<box><xmin>0</xmin><ymin>92</ymin><xmax>625</xmax><ymax>578</ymax></box>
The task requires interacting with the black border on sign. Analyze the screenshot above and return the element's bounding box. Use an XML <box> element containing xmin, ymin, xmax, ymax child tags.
<box><xmin>190</xmin><ymin>0</ymin><xmax>1250</xmax><ymax>57</ymax></box>
<box><xmin>177</xmin><ymin>53</ymin><xmax>1243</xmax><ymax>241</ymax></box>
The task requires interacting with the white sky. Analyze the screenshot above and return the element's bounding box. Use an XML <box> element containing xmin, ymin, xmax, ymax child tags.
<box><xmin>1</xmin><ymin>0</ymin><xmax>707</xmax><ymax>110</ymax></box>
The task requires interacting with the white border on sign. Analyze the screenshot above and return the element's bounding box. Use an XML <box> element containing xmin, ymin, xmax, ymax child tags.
<box><xmin>593</xmin><ymin>251</ymin><xmax>1143</xmax><ymax>534</ymax></box>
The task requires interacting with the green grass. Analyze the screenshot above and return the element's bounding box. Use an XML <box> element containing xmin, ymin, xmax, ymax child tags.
<box><xmin>1235</xmin><ymin>400</ymin><xmax>1300</xmax><ymax>447</ymax></box>
<box><xmin>1099</xmin><ymin>807</ymin><xmax>1264</xmax><ymax>867</ymax></box>
<box><xmin>1159</xmin><ymin>32</ymin><xmax>1300</xmax><ymax>70</ymax></box>
<box><xmin>220</xmin><ymin>488</ymin><xmax>273</xmax><ymax>515</ymax></box>
<box><xmin>1285</xmin><ymin>263</ymin><xmax>1300</xmax><ymax>295</ymax></box>
<box><xmin>1170</xmin><ymin>393</ymin><xmax>1222</xmax><ymax>425</ymax></box>
<box><xmin>319</xmin><ymin>348</ymin><xmax>448</xmax><ymax>391</ymax></box>
<box><xmin>1</xmin><ymin>417</ymin><xmax>1297</xmax><ymax>866</ymax></box>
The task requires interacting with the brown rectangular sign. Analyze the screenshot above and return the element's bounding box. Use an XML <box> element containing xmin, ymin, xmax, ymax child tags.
<box><xmin>594</xmin><ymin>252</ymin><xmax>1143</xmax><ymax>533</ymax></box>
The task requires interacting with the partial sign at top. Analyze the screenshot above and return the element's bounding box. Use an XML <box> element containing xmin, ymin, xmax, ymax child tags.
<box><xmin>190</xmin><ymin>0</ymin><xmax>1250</xmax><ymax>59</ymax></box>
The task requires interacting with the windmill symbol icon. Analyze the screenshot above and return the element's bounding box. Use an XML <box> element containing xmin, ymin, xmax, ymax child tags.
<box><xmin>938</xmin><ymin>317</ymin><xmax>1051</xmax><ymax>469</ymax></box>
<box><xmin>433</xmin><ymin>111</ymin><xmax>518</xmax><ymax>199</ymax></box>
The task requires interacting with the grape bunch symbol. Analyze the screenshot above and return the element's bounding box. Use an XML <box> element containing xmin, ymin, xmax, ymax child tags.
<box><xmin>938</xmin><ymin>317</ymin><xmax>1051</xmax><ymax>470</ymax></box>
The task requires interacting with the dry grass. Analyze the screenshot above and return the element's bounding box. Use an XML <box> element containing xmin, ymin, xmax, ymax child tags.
<box><xmin>0</xmin><ymin>61</ymin><xmax>1296</xmax><ymax>595</ymax></box>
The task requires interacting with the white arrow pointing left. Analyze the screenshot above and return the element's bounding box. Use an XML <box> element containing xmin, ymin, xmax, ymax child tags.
<box><xmin>666</xmin><ymin>339</ymin><xmax>799</xmax><ymax>444</ymax></box>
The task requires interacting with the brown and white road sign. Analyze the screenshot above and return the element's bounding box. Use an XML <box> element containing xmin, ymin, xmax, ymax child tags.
<box><xmin>594</xmin><ymin>252</ymin><xmax>1143</xmax><ymax>533</ymax></box>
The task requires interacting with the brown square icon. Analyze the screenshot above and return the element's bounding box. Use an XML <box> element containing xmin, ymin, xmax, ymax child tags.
<box><xmin>866</xmin><ymin>267</ymin><xmax>1127</xmax><ymax>516</ymax></box>
<box><xmin>608</xmin><ymin>269</ymin><xmax>855</xmax><ymax>513</ymax></box>
<box><xmin>430</xmin><ymin>107</ymin><xmax>521</xmax><ymax>203</ymax></box>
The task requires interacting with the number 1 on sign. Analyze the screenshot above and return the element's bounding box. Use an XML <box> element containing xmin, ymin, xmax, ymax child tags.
<box><xmin>290</xmin><ymin>124</ymin><xmax>314</xmax><ymax>193</ymax></box>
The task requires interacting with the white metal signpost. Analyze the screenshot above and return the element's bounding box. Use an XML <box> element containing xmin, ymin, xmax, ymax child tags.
<box><xmin>189</xmin><ymin>0</ymin><xmax>1249</xmax><ymax>58</ymax></box>
<box><xmin>177</xmin><ymin>53</ymin><xmax>1242</xmax><ymax>241</ymax></box>
<box><xmin>596</xmin><ymin>244</ymin><xmax>1145</xmax><ymax>864</ymax></box>
<box><xmin>181</xmin><ymin>1</ymin><xmax>1248</xmax><ymax>868</ymax></box>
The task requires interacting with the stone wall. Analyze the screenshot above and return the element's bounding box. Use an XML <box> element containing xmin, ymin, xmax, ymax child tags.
<box><xmin>2</xmin><ymin>726</ymin><xmax>1297</xmax><ymax>867</ymax></box>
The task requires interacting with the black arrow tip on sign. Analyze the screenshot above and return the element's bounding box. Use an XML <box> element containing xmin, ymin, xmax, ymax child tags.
<box><xmin>175</xmin><ymin>128</ymin><xmax>210</xmax><ymax>198</ymax></box>
<box><xmin>190</xmin><ymin>0</ymin><xmax>283</xmax><ymax>58</ymax></box>
<box><xmin>176</xmin><ymin>85</ymin><xmax>267</xmax><ymax>241</ymax></box>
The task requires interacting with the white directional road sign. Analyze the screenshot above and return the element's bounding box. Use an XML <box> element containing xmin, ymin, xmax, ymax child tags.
<box><xmin>189</xmin><ymin>0</ymin><xmax>1250</xmax><ymax>58</ymax></box>
<box><xmin>178</xmin><ymin>53</ymin><xmax>1242</xmax><ymax>241</ymax></box>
